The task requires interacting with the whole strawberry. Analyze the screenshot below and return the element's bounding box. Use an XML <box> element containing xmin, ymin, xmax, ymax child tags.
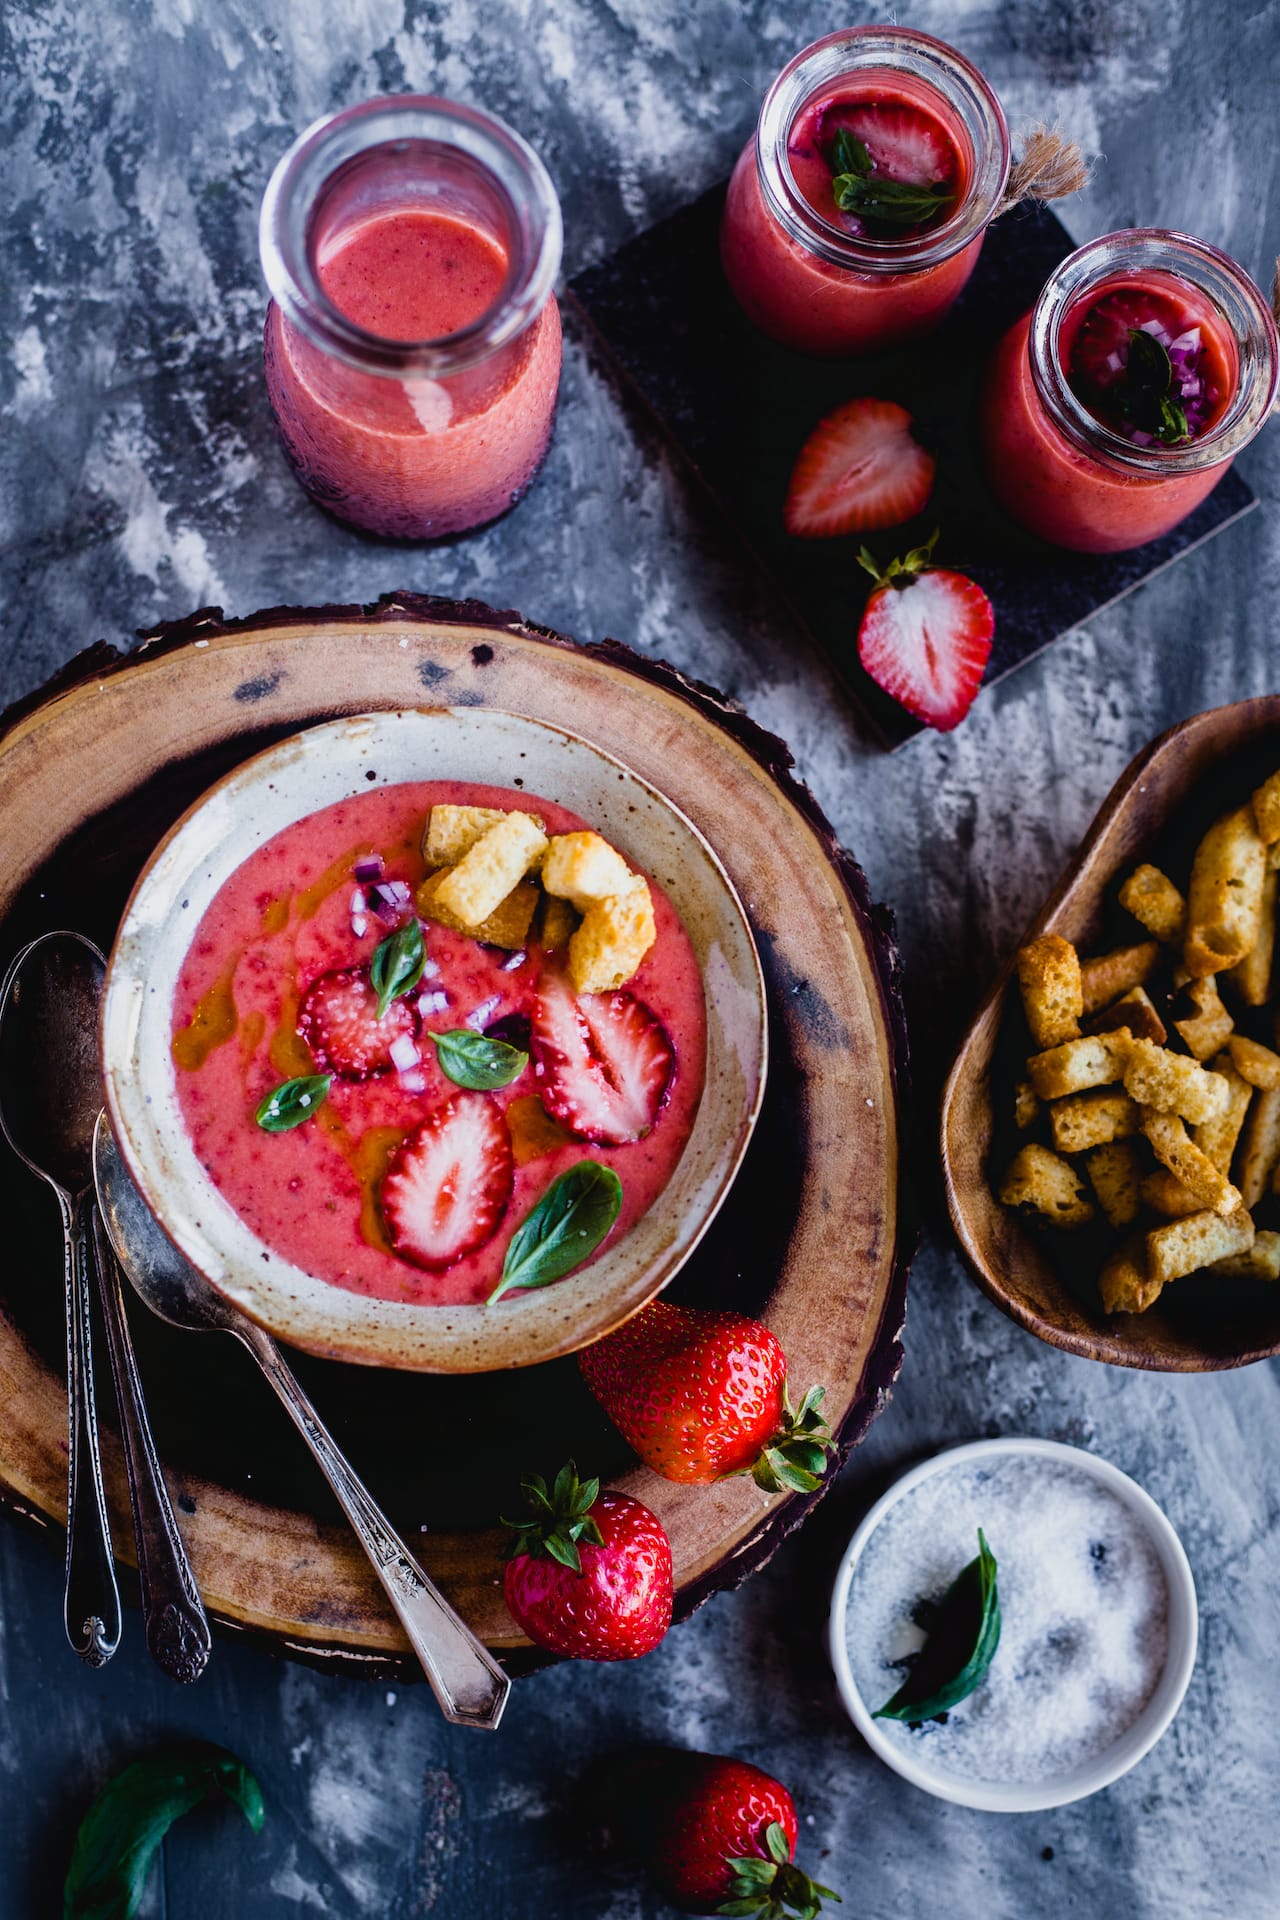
<box><xmin>501</xmin><ymin>1461</ymin><xmax>672</xmax><ymax>1661</ymax></box>
<box><xmin>578</xmin><ymin>1300</ymin><xmax>833</xmax><ymax>1490</ymax></box>
<box><xmin>638</xmin><ymin>1750</ymin><xmax>840</xmax><ymax>1917</ymax></box>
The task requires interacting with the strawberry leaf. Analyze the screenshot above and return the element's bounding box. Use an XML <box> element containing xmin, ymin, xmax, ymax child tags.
<box><xmin>501</xmin><ymin>1460</ymin><xmax>606</xmax><ymax>1571</ymax></box>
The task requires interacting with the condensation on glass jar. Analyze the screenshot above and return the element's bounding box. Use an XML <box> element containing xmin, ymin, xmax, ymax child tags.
<box><xmin>980</xmin><ymin>229</ymin><xmax>1279</xmax><ymax>553</ymax></box>
<box><xmin>720</xmin><ymin>27</ymin><xmax>1010</xmax><ymax>358</ymax></box>
<box><xmin>259</xmin><ymin>95</ymin><xmax>563</xmax><ymax>540</ymax></box>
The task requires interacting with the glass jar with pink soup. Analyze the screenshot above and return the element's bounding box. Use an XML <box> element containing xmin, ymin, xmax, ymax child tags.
<box><xmin>720</xmin><ymin>27</ymin><xmax>1010</xmax><ymax>357</ymax></box>
<box><xmin>259</xmin><ymin>95</ymin><xmax>562</xmax><ymax>540</ymax></box>
<box><xmin>981</xmin><ymin>229</ymin><xmax>1278</xmax><ymax>553</ymax></box>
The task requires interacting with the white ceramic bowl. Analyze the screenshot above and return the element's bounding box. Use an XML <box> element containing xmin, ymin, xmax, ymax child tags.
<box><xmin>827</xmin><ymin>1437</ymin><xmax>1198</xmax><ymax>1812</ymax></box>
<box><xmin>102</xmin><ymin>708</ymin><xmax>767</xmax><ymax>1372</ymax></box>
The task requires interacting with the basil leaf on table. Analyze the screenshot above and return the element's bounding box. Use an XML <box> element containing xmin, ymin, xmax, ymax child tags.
<box><xmin>429</xmin><ymin>1027</ymin><xmax>528</xmax><ymax>1091</ymax></box>
<box><xmin>255</xmin><ymin>1073</ymin><xmax>333</xmax><ymax>1132</ymax></box>
<box><xmin>488</xmin><ymin>1161</ymin><xmax>623</xmax><ymax>1305</ymax></box>
<box><xmin>370</xmin><ymin>919</ymin><xmax>426</xmax><ymax>1019</ymax></box>
<box><xmin>875</xmin><ymin>1528</ymin><xmax>1001</xmax><ymax>1723</ymax></box>
<box><xmin>64</xmin><ymin>1744</ymin><xmax>264</xmax><ymax>1920</ymax></box>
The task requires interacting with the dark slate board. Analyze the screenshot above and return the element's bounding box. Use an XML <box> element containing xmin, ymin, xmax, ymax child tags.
<box><xmin>568</xmin><ymin>187</ymin><xmax>1257</xmax><ymax>748</ymax></box>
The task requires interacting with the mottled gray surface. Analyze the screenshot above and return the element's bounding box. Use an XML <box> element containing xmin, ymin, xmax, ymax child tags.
<box><xmin>3</xmin><ymin>1</ymin><xmax>1279</xmax><ymax>1913</ymax></box>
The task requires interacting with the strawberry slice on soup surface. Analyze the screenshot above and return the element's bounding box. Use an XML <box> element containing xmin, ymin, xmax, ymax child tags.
<box><xmin>531</xmin><ymin>975</ymin><xmax>674</xmax><ymax>1146</ymax></box>
<box><xmin>381</xmin><ymin>1093</ymin><xmax>514</xmax><ymax>1270</ymax></box>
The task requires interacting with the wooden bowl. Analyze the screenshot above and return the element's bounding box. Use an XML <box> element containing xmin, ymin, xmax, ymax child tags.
<box><xmin>942</xmin><ymin>696</ymin><xmax>1280</xmax><ymax>1372</ymax></box>
<box><xmin>0</xmin><ymin>596</ymin><xmax>910</xmax><ymax>1667</ymax></box>
<box><xmin>102</xmin><ymin>707</ymin><xmax>767</xmax><ymax>1373</ymax></box>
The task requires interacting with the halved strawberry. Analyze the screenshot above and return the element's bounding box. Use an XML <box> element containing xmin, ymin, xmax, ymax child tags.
<box><xmin>531</xmin><ymin>977</ymin><xmax>674</xmax><ymax>1146</ymax></box>
<box><xmin>820</xmin><ymin>98</ymin><xmax>957</xmax><ymax>189</ymax></box>
<box><xmin>784</xmin><ymin>399</ymin><xmax>935</xmax><ymax>540</ymax></box>
<box><xmin>297</xmin><ymin>967</ymin><xmax>417</xmax><ymax>1080</ymax></box>
<box><xmin>381</xmin><ymin>1094</ymin><xmax>514</xmax><ymax>1270</ymax></box>
<box><xmin>856</xmin><ymin>533</ymin><xmax>993</xmax><ymax>732</ymax></box>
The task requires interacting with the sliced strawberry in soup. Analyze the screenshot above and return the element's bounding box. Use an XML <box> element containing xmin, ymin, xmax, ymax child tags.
<box><xmin>532</xmin><ymin>977</ymin><xmax>674</xmax><ymax>1146</ymax></box>
<box><xmin>820</xmin><ymin>99</ymin><xmax>957</xmax><ymax>188</ymax></box>
<box><xmin>381</xmin><ymin>1094</ymin><xmax>514</xmax><ymax>1270</ymax></box>
<box><xmin>297</xmin><ymin>966</ymin><xmax>418</xmax><ymax>1080</ymax></box>
<box><xmin>784</xmin><ymin>399</ymin><xmax>935</xmax><ymax>540</ymax></box>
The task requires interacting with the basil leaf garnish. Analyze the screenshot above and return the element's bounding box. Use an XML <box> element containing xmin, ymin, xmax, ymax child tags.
<box><xmin>370</xmin><ymin>919</ymin><xmax>425</xmax><ymax>1019</ymax></box>
<box><xmin>875</xmin><ymin>1529</ymin><xmax>1000</xmax><ymax>1724</ymax></box>
<box><xmin>830</xmin><ymin>127</ymin><xmax>871</xmax><ymax>179</ymax></box>
<box><xmin>255</xmin><ymin>1074</ymin><xmax>333</xmax><ymax>1132</ymax></box>
<box><xmin>429</xmin><ymin>1028</ymin><xmax>528</xmax><ymax>1091</ymax></box>
<box><xmin>488</xmin><ymin>1161</ymin><xmax>623</xmax><ymax>1305</ymax></box>
<box><xmin>832</xmin><ymin>171</ymin><xmax>952</xmax><ymax>226</ymax></box>
<box><xmin>63</xmin><ymin>1743</ymin><xmax>264</xmax><ymax>1919</ymax></box>
<box><xmin>1121</xmin><ymin>328</ymin><xmax>1190</xmax><ymax>444</ymax></box>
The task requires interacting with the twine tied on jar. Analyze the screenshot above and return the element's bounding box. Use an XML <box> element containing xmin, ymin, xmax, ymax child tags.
<box><xmin>996</xmin><ymin>126</ymin><xmax>1090</xmax><ymax>216</ymax></box>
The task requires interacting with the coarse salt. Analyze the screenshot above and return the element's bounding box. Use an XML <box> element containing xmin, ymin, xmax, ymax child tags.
<box><xmin>846</xmin><ymin>1455</ymin><xmax>1170</xmax><ymax>1785</ymax></box>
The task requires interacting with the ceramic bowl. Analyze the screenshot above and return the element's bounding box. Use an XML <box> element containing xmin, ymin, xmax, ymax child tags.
<box><xmin>828</xmin><ymin>1437</ymin><xmax>1198</xmax><ymax>1812</ymax></box>
<box><xmin>942</xmin><ymin>696</ymin><xmax>1280</xmax><ymax>1370</ymax></box>
<box><xmin>101</xmin><ymin>707</ymin><xmax>767</xmax><ymax>1372</ymax></box>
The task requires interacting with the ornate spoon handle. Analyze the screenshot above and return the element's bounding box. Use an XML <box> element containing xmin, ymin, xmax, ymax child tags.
<box><xmin>90</xmin><ymin>1209</ymin><xmax>211</xmax><ymax>1683</ymax></box>
<box><xmin>63</xmin><ymin>1188</ymin><xmax>122</xmax><ymax>1667</ymax></box>
<box><xmin>238</xmin><ymin>1319</ymin><xmax>510</xmax><ymax>1731</ymax></box>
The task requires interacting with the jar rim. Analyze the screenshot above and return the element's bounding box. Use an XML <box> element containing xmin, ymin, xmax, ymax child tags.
<box><xmin>1029</xmin><ymin>228</ymin><xmax>1280</xmax><ymax>474</ymax></box>
<box><xmin>754</xmin><ymin>26</ymin><xmax>1010</xmax><ymax>275</ymax></box>
<box><xmin>259</xmin><ymin>94</ymin><xmax>562</xmax><ymax>377</ymax></box>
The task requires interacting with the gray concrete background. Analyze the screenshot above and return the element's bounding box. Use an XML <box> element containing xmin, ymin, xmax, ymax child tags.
<box><xmin>2</xmin><ymin>1</ymin><xmax>1278</xmax><ymax>1912</ymax></box>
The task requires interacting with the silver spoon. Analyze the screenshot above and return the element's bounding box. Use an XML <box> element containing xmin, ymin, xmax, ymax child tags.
<box><xmin>93</xmin><ymin>1113</ymin><xmax>512</xmax><ymax>1731</ymax></box>
<box><xmin>0</xmin><ymin>932</ymin><xmax>210</xmax><ymax>1679</ymax></box>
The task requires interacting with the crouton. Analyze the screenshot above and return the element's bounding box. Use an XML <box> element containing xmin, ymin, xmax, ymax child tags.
<box><xmin>1122</xmin><ymin>1037</ymin><xmax>1229</xmax><ymax>1124</ymax></box>
<box><xmin>1048</xmin><ymin>1090</ymin><xmax>1141</xmax><ymax>1154</ymax></box>
<box><xmin>1026</xmin><ymin>1033</ymin><xmax>1130</xmax><ymax>1101</ymax></box>
<box><xmin>1239</xmin><ymin>1087</ymin><xmax>1280</xmax><ymax>1207</ymax></box>
<box><xmin>1193</xmin><ymin>1054</ymin><xmax>1253</xmax><ymax>1174</ymax></box>
<box><xmin>423</xmin><ymin>804</ymin><xmax>544</xmax><ymax>869</ymax></box>
<box><xmin>1119</xmin><ymin>864</ymin><xmax>1187</xmax><ymax>945</ymax></box>
<box><xmin>542</xmin><ymin>833</ymin><xmax>638</xmax><ymax>912</ymax></box>
<box><xmin>1087</xmin><ymin>985</ymin><xmax>1167</xmax><ymax>1047</ymax></box>
<box><xmin>1014</xmin><ymin>1079</ymin><xmax>1040</xmax><ymax>1129</ymax></box>
<box><xmin>1228</xmin><ymin>1034</ymin><xmax>1280</xmax><ymax>1091</ymax></box>
<box><xmin>998</xmin><ymin>1144</ymin><xmax>1095</xmax><ymax>1227</ymax></box>
<box><xmin>1015</xmin><ymin>934</ymin><xmax>1083</xmax><ymax>1049</ymax></box>
<box><xmin>1185</xmin><ymin>805</ymin><xmax>1268</xmax><ymax>977</ymax></box>
<box><xmin>415</xmin><ymin>871</ymin><xmax>539</xmax><ymax>948</ymax></box>
<box><xmin>1227</xmin><ymin>866</ymin><xmax>1277</xmax><ymax>1008</ymax></box>
<box><xmin>538</xmin><ymin>894</ymin><xmax>580</xmax><ymax>952</ymax></box>
<box><xmin>1100</xmin><ymin>1236</ymin><xmax>1164</xmax><ymax>1315</ymax></box>
<box><xmin>1172</xmin><ymin>975</ymin><xmax>1234</xmax><ymax>1060</ymax></box>
<box><xmin>1141</xmin><ymin>1109</ymin><xmax>1241</xmax><ymax>1216</ymax></box>
<box><xmin>1210</xmin><ymin>1231</ymin><xmax>1280</xmax><ymax>1281</ymax></box>
<box><xmin>1081</xmin><ymin>942</ymin><xmax>1159</xmax><ymax>1015</ymax></box>
<box><xmin>568</xmin><ymin>880</ymin><xmax>657</xmax><ymax>995</ymax></box>
<box><xmin>428</xmin><ymin>812</ymin><xmax>548</xmax><ymax>930</ymax></box>
<box><xmin>1086</xmin><ymin>1140</ymin><xmax>1143</xmax><ymax>1229</ymax></box>
<box><xmin>1140</xmin><ymin>1168</ymin><xmax>1207</xmax><ymax>1219</ymax></box>
<box><xmin>1146</xmin><ymin>1207</ymin><xmax>1254</xmax><ymax>1286</ymax></box>
<box><xmin>1250</xmin><ymin>770</ymin><xmax>1280</xmax><ymax>846</ymax></box>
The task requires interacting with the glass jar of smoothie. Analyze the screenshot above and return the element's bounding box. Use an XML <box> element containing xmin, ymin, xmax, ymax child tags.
<box><xmin>259</xmin><ymin>96</ymin><xmax>563</xmax><ymax>540</ymax></box>
<box><xmin>720</xmin><ymin>27</ymin><xmax>1010</xmax><ymax>357</ymax></box>
<box><xmin>981</xmin><ymin>230</ymin><xmax>1278</xmax><ymax>553</ymax></box>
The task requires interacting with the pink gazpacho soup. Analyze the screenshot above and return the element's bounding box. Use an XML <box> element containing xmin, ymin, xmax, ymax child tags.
<box><xmin>170</xmin><ymin>782</ymin><xmax>706</xmax><ymax>1309</ymax></box>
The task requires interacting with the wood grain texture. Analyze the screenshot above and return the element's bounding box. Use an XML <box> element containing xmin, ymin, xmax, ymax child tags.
<box><xmin>943</xmin><ymin>696</ymin><xmax>1280</xmax><ymax>1370</ymax></box>
<box><xmin>0</xmin><ymin>595</ymin><xmax>910</xmax><ymax>1669</ymax></box>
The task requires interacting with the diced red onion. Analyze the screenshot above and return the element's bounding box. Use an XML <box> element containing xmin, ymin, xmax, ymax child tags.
<box><xmin>398</xmin><ymin>1069</ymin><xmax>428</xmax><ymax>1094</ymax></box>
<box><xmin>500</xmin><ymin>950</ymin><xmax>527</xmax><ymax>972</ymax></box>
<box><xmin>1128</xmin><ymin>429</ymin><xmax>1155</xmax><ymax>446</ymax></box>
<box><xmin>353</xmin><ymin>854</ymin><xmax>384</xmax><ymax>883</ymax></box>
<box><xmin>1104</xmin><ymin>350</ymin><xmax>1125</xmax><ymax>373</ymax></box>
<box><xmin>420</xmin><ymin>957</ymin><xmax>441</xmax><ymax>981</ymax></box>
<box><xmin>370</xmin><ymin>879</ymin><xmax>412</xmax><ymax>920</ymax></box>
<box><xmin>351</xmin><ymin>914</ymin><xmax>368</xmax><ymax>938</ymax></box>
<box><xmin>417</xmin><ymin>989</ymin><xmax>449</xmax><ymax>1016</ymax></box>
<box><xmin>466</xmin><ymin>995</ymin><xmax>502</xmax><ymax>1031</ymax></box>
<box><xmin>1170</xmin><ymin>328</ymin><xmax>1202</xmax><ymax>354</ymax></box>
<box><xmin>1138</xmin><ymin>319</ymin><xmax>1172</xmax><ymax>346</ymax></box>
<box><xmin>389</xmin><ymin>1034</ymin><xmax>421</xmax><ymax>1071</ymax></box>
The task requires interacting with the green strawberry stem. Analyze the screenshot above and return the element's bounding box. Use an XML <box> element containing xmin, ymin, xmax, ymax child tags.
<box><xmin>500</xmin><ymin>1461</ymin><xmax>604</xmax><ymax>1573</ymax></box>
<box><xmin>857</xmin><ymin>528</ymin><xmax>940</xmax><ymax>592</ymax></box>
<box><xmin>746</xmin><ymin>1384</ymin><xmax>835</xmax><ymax>1495</ymax></box>
<box><xmin>718</xmin><ymin>1820</ymin><xmax>842</xmax><ymax>1919</ymax></box>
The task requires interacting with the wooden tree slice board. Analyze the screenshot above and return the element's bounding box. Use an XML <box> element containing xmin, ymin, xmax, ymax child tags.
<box><xmin>0</xmin><ymin>597</ymin><xmax>910</xmax><ymax>1675</ymax></box>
